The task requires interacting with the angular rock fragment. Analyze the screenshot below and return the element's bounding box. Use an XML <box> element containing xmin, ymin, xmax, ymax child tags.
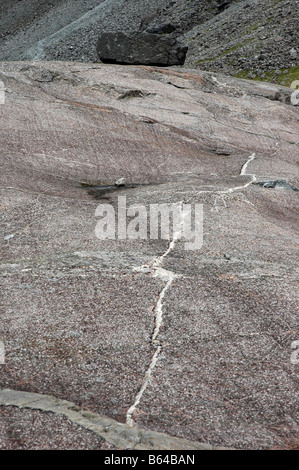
<box><xmin>97</xmin><ymin>31</ymin><xmax>188</xmax><ymax>66</ymax></box>
<box><xmin>254</xmin><ymin>180</ymin><xmax>299</xmax><ymax>191</ymax></box>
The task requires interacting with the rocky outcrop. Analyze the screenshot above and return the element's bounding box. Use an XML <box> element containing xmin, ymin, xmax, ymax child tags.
<box><xmin>0</xmin><ymin>61</ymin><xmax>298</xmax><ymax>450</ymax></box>
<box><xmin>0</xmin><ymin>1</ymin><xmax>297</xmax><ymax>86</ymax></box>
<box><xmin>0</xmin><ymin>389</ymin><xmax>220</xmax><ymax>450</ymax></box>
<box><xmin>97</xmin><ymin>31</ymin><xmax>188</xmax><ymax>66</ymax></box>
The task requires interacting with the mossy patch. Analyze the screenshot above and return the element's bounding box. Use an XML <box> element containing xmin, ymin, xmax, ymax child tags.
<box><xmin>195</xmin><ymin>38</ymin><xmax>256</xmax><ymax>66</ymax></box>
<box><xmin>233</xmin><ymin>66</ymin><xmax>299</xmax><ymax>88</ymax></box>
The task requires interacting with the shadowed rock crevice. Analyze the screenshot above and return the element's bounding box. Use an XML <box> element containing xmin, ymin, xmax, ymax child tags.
<box><xmin>253</xmin><ymin>180</ymin><xmax>299</xmax><ymax>192</ymax></box>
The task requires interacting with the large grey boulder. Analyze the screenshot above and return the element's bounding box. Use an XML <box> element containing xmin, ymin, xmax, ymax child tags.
<box><xmin>97</xmin><ymin>31</ymin><xmax>188</xmax><ymax>66</ymax></box>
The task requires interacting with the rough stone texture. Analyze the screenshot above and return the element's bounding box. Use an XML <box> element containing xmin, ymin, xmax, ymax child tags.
<box><xmin>0</xmin><ymin>61</ymin><xmax>298</xmax><ymax>450</ymax></box>
<box><xmin>97</xmin><ymin>31</ymin><xmax>188</xmax><ymax>66</ymax></box>
<box><xmin>0</xmin><ymin>0</ymin><xmax>297</xmax><ymax>86</ymax></box>
<box><xmin>0</xmin><ymin>405</ymin><xmax>117</xmax><ymax>450</ymax></box>
<box><xmin>0</xmin><ymin>0</ymin><xmax>168</xmax><ymax>62</ymax></box>
<box><xmin>0</xmin><ymin>389</ymin><xmax>217</xmax><ymax>450</ymax></box>
<box><xmin>182</xmin><ymin>0</ymin><xmax>299</xmax><ymax>85</ymax></box>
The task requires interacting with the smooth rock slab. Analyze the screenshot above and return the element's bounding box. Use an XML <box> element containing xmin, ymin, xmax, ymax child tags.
<box><xmin>0</xmin><ymin>405</ymin><xmax>116</xmax><ymax>450</ymax></box>
<box><xmin>0</xmin><ymin>389</ymin><xmax>217</xmax><ymax>450</ymax></box>
<box><xmin>0</xmin><ymin>61</ymin><xmax>298</xmax><ymax>450</ymax></box>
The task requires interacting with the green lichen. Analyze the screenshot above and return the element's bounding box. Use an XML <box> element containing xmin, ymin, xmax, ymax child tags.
<box><xmin>233</xmin><ymin>66</ymin><xmax>299</xmax><ymax>88</ymax></box>
<box><xmin>195</xmin><ymin>38</ymin><xmax>256</xmax><ymax>66</ymax></box>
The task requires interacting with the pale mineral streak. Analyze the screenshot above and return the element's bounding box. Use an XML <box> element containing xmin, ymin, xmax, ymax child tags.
<box><xmin>0</xmin><ymin>61</ymin><xmax>298</xmax><ymax>450</ymax></box>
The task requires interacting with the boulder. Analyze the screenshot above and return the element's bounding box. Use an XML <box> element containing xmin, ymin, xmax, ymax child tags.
<box><xmin>146</xmin><ymin>23</ymin><xmax>177</xmax><ymax>34</ymax></box>
<box><xmin>97</xmin><ymin>31</ymin><xmax>188</xmax><ymax>66</ymax></box>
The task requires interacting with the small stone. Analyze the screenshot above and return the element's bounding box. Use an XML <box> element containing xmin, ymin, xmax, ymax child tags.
<box><xmin>290</xmin><ymin>48</ymin><xmax>297</xmax><ymax>60</ymax></box>
<box><xmin>4</xmin><ymin>234</ymin><xmax>15</xmax><ymax>240</ymax></box>
<box><xmin>115</xmin><ymin>178</ymin><xmax>126</xmax><ymax>186</ymax></box>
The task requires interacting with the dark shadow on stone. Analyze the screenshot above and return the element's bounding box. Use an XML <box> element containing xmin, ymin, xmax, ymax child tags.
<box><xmin>146</xmin><ymin>23</ymin><xmax>177</xmax><ymax>35</ymax></box>
<box><xmin>253</xmin><ymin>180</ymin><xmax>299</xmax><ymax>191</ymax></box>
<box><xmin>217</xmin><ymin>0</ymin><xmax>233</xmax><ymax>13</ymax></box>
<box><xmin>97</xmin><ymin>31</ymin><xmax>188</xmax><ymax>67</ymax></box>
<box><xmin>80</xmin><ymin>182</ymin><xmax>152</xmax><ymax>200</ymax></box>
